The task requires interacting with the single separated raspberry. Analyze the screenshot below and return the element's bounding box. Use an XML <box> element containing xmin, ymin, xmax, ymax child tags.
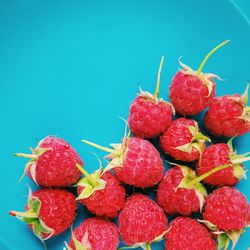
<box><xmin>157</xmin><ymin>165</ymin><xmax>207</xmax><ymax>215</ymax></box>
<box><xmin>160</xmin><ymin>118</ymin><xmax>210</xmax><ymax>162</ymax></box>
<box><xmin>204</xmin><ymin>84</ymin><xmax>250</xmax><ymax>137</ymax></box>
<box><xmin>82</xmin><ymin>129</ymin><xmax>164</xmax><ymax>188</ymax></box>
<box><xmin>197</xmin><ymin>138</ymin><xmax>249</xmax><ymax>186</ymax></box>
<box><xmin>157</xmin><ymin>161</ymin><xmax>233</xmax><ymax>216</ymax></box>
<box><xmin>201</xmin><ymin>187</ymin><xmax>250</xmax><ymax>250</ymax></box>
<box><xmin>9</xmin><ymin>188</ymin><xmax>77</xmax><ymax>241</ymax></box>
<box><xmin>118</xmin><ymin>194</ymin><xmax>167</xmax><ymax>249</ymax></box>
<box><xmin>65</xmin><ymin>217</ymin><xmax>119</xmax><ymax>250</ymax></box>
<box><xmin>75</xmin><ymin>160</ymin><xmax>125</xmax><ymax>218</ymax></box>
<box><xmin>170</xmin><ymin>40</ymin><xmax>229</xmax><ymax>116</ymax></box>
<box><xmin>128</xmin><ymin>56</ymin><xmax>174</xmax><ymax>138</ymax></box>
<box><xmin>15</xmin><ymin>136</ymin><xmax>82</xmax><ymax>187</ymax></box>
<box><xmin>165</xmin><ymin>217</ymin><xmax>216</xmax><ymax>250</ymax></box>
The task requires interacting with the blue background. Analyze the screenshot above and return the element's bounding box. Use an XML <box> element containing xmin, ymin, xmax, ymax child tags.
<box><xmin>0</xmin><ymin>0</ymin><xmax>250</xmax><ymax>249</ymax></box>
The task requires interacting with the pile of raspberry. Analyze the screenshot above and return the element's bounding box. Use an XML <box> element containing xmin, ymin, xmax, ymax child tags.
<box><xmin>10</xmin><ymin>40</ymin><xmax>250</xmax><ymax>250</ymax></box>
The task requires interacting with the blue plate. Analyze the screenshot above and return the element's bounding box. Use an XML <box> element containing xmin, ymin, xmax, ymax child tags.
<box><xmin>0</xmin><ymin>0</ymin><xmax>249</xmax><ymax>249</ymax></box>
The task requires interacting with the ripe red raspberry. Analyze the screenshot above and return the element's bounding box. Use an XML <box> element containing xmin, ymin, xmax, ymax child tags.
<box><xmin>76</xmin><ymin>164</ymin><xmax>125</xmax><ymax>218</ymax></box>
<box><xmin>197</xmin><ymin>139</ymin><xmax>249</xmax><ymax>186</ymax></box>
<box><xmin>129</xmin><ymin>95</ymin><xmax>174</xmax><ymax>138</ymax></box>
<box><xmin>118</xmin><ymin>194</ymin><xmax>167</xmax><ymax>249</ymax></box>
<box><xmin>201</xmin><ymin>187</ymin><xmax>250</xmax><ymax>249</ymax></box>
<box><xmin>157</xmin><ymin>165</ymin><xmax>207</xmax><ymax>215</ymax></box>
<box><xmin>66</xmin><ymin>217</ymin><xmax>119</xmax><ymax>250</ymax></box>
<box><xmin>204</xmin><ymin>84</ymin><xmax>250</xmax><ymax>137</ymax></box>
<box><xmin>165</xmin><ymin>217</ymin><xmax>216</xmax><ymax>250</ymax></box>
<box><xmin>160</xmin><ymin>118</ymin><xmax>210</xmax><ymax>162</ymax></box>
<box><xmin>170</xmin><ymin>40</ymin><xmax>229</xmax><ymax>116</ymax></box>
<box><xmin>203</xmin><ymin>187</ymin><xmax>249</xmax><ymax>231</ymax></box>
<box><xmin>82</xmin><ymin>135</ymin><xmax>164</xmax><ymax>188</ymax></box>
<box><xmin>16</xmin><ymin>136</ymin><xmax>82</xmax><ymax>187</ymax></box>
<box><xmin>128</xmin><ymin>56</ymin><xmax>174</xmax><ymax>138</ymax></box>
<box><xmin>9</xmin><ymin>188</ymin><xmax>77</xmax><ymax>240</ymax></box>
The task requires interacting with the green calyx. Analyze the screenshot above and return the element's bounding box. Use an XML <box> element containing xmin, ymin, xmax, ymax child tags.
<box><xmin>118</xmin><ymin>229</ymin><xmax>169</xmax><ymax>250</ymax></box>
<box><xmin>75</xmin><ymin>163</ymin><xmax>106</xmax><ymax>200</ymax></box>
<box><xmin>81</xmin><ymin>139</ymin><xmax>126</xmax><ymax>173</ymax></box>
<box><xmin>175</xmin><ymin>166</ymin><xmax>207</xmax><ymax>211</ymax></box>
<box><xmin>232</xmin><ymin>83</ymin><xmax>250</xmax><ymax>122</ymax></box>
<box><xmin>240</xmin><ymin>83</ymin><xmax>250</xmax><ymax>123</ymax></box>
<box><xmin>15</xmin><ymin>146</ymin><xmax>49</xmax><ymax>183</ymax></box>
<box><xmin>65</xmin><ymin>228</ymin><xmax>91</xmax><ymax>250</ymax></box>
<box><xmin>179</xmin><ymin>40</ymin><xmax>229</xmax><ymax>97</ymax></box>
<box><xmin>82</xmin><ymin>124</ymin><xmax>131</xmax><ymax>174</ymax></box>
<box><xmin>227</xmin><ymin>138</ymin><xmax>249</xmax><ymax>180</ymax></box>
<box><xmin>198</xmin><ymin>220</ymin><xmax>243</xmax><ymax>250</ymax></box>
<box><xmin>9</xmin><ymin>187</ymin><xmax>54</xmax><ymax>241</ymax></box>
<box><xmin>174</xmin><ymin>122</ymin><xmax>210</xmax><ymax>155</ymax></box>
<box><xmin>242</xmin><ymin>83</ymin><xmax>249</xmax><ymax>106</ymax></box>
<box><xmin>174</xmin><ymin>163</ymin><xmax>234</xmax><ymax>211</ymax></box>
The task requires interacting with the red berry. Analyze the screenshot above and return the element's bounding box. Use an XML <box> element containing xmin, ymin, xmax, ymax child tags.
<box><xmin>170</xmin><ymin>70</ymin><xmax>215</xmax><ymax>116</ymax></box>
<box><xmin>82</xmin><ymin>136</ymin><xmax>164</xmax><ymax>188</ymax></box>
<box><xmin>77</xmin><ymin>170</ymin><xmax>125</xmax><ymax>218</ymax></box>
<box><xmin>129</xmin><ymin>57</ymin><xmax>174</xmax><ymax>138</ymax></box>
<box><xmin>118</xmin><ymin>194</ymin><xmax>167</xmax><ymax>248</ymax></box>
<box><xmin>204</xmin><ymin>85</ymin><xmax>250</xmax><ymax>137</ymax></box>
<box><xmin>197</xmin><ymin>141</ymin><xmax>248</xmax><ymax>186</ymax></box>
<box><xmin>157</xmin><ymin>165</ymin><xmax>207</xmax><ymax>215</ymax></box>
<box><xmin>165</xmin><ymin>217</ymin><xmax>216</xmax><ymax>250</ymax></box>
<box><xmin>129</xmin><ymin>95</ymin><xmax>174</xmax><ymax>138</ymax></box>
<box><xmin>170</xmin><ymin>40</ymin><xmax>229</xmax><ymax>116</ymax></box>
<box><xmin>9</xmin><ymin>188</ymin><xmax>77</xmax><ymax>240</ymax></box>
<box><xmin>113</xmin><ymin>137</ymin><xmax>164</xmax><ymax>187</ymax></box>
<box><xmin>203</xmin><ymin>187</ymin><xmax>249</xmax><ymax>231</ymax></box>
<box><xmin>160</xmin><ymin>118</ymin><xmax>210</xmax><ymax>162</ymax></box>
<box><xmin>16</xmin><ymin>136</ymin><xmax>82</xmax><ymax>187</ymax></box>
<box><xmin>67</xmin><ymin>217</ymin><xmax>119</xmax><ymax>250</ymax></box>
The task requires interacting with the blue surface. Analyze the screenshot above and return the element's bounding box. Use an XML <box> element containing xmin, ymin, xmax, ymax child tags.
<box><xmin>0</xmin><ymin>0</ymin><xmax>250</xmax><ymax>249</ymax></box>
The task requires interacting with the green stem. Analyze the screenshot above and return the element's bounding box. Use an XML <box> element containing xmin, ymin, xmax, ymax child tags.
<box><xmin>145</xmin><ymin>243</ymin><xmax>151</xmax><ymax>250</ymax></box>
<box><xmin>231</xmin><ymin>157</ymin><xmax>250</xmax><ymax>165</ymax></box>
<box><xmin>9</xmin><ymin>210</ymin><xmax>38</xmax><ymax>218</ymax></box>
<box><xmin>15</xmin><ymin>153</ymin><xmax>37</xmax><ymax>159</ymax></box>
<box><xmin>76</xmin><ymin>164</ymin><xmax>96</xmax><ymax>187</ymax></box>
<box><xmin>189</xmin><ymin>164</ymin><xmax>230</xmax><ymax>185</ymax></box>
<box><xmin>81</xmin><ymin>139</ymin><xmax>115</xmax><ymax>154</ymax></box>
<box><xmin>154</xmin><ymin>56</ymin><xmax>164</xmax><ymax>98</ymax></box>
<box><xmin>196</xmin><ymin>40</ymin><xmax>230</xmax><ymax>75</ymax></box>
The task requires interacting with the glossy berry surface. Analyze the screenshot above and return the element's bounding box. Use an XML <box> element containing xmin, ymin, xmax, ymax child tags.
<box><xmin>197</xmin><ymin>143</ymin><xmax>243</xmax><ymax>186</ymax></box>
<box><xmin>157</xmin><ymin>166</ymin><xmax>201</xmax><ymax>215</ymax></box>
<box><xmin>204</xmin><ymin>95</ymin><xmax>250</xmax><ymax>137</ymax></box>
<box><xmin>31</xmin><ymin>189</ymin><xmax>77</xmax><ymax>238</ymax></box>
<box><xmin>165</xmin><ymin>217</ymin><xmax>216</xmax><ymax>250</ymax></box>
<box><xmin>29</xmin><ymin>136</ymin><xmax>82</xmax><ymax>187</ymax></box>
<box><xmin>77</xmin><ymin>171</ymin><xmax>125</xmax><ymax>218</ymax></box>
<box><xmin>68</xmin><ymin>217</ymin><xmax>119</xmax><ymax>250</ymax></box>
<box><xmin>128</xmin><ymin>95</ymin><xmax>173</xmax><ymax>138</ymax></box>
<box><xmin>160</xmin><ymin>118</ymin><xmax>204</xmax><ymax>162</ymax></box>
<box><xmin>203</xmin><ymin>187</ymin><xmax>250</xmax><ymax>231</ymax></box>
<box><xmin>114</xmin><ymin>137</ymin><xmax>164</xmax><ymax>187</ymax></box>
<box><xmin>118</xmin><ymin>194</ymin><xmax>167</xmax><ymax>246</ymax></box>
<box><xmin>170</xmin><ymin>71</ymin><xmax>215</xmax><ymax>116</ymax></box>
